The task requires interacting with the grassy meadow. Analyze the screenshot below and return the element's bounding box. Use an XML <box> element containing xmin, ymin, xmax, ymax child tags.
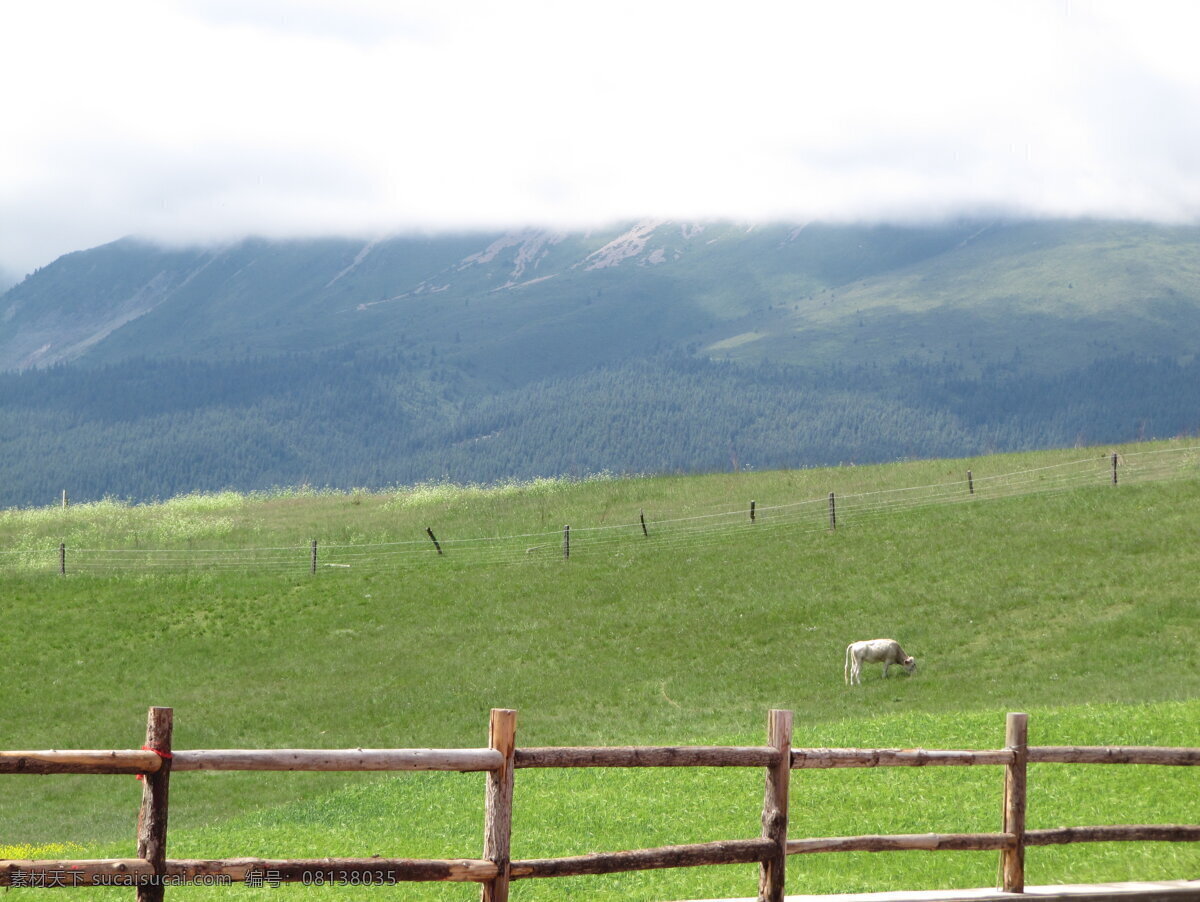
<box><xmin>1</xmin><ymin>441</ymin><xmax>1199</xmax><ymax>900</ymax></box>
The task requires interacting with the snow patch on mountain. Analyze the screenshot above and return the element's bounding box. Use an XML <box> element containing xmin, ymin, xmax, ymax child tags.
<box><xmin>325</xmin><ymin>239</ymin><xmax>381</xmax><ymax>288</ymax></box>
<box><xmin>459</xmin><ymin>230</ymin><xmax>565</xmax><ymax>285</ymax></box>
<box><xmin>582</xmin><ymin>220</ymin><xmax>667</xmax><ymax>270</ymax></box>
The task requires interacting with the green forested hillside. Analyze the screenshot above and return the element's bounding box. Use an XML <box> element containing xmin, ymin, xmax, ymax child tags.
<box><xmin>1</xmin><ymin>447</ymin><xmax>1198</xmax><ymax>899</ymax></box>
<box><xmin>3</xmin><ymin>219</ymin><xmax>1200</xmax><ymax>506</ymax></box>
<box><xmin>1</xmin><ymin>350</ymin><xmax>1197</xmax><ymax>508</ymax></box>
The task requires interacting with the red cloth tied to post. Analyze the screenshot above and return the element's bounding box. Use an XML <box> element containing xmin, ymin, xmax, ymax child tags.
<box><xmin>136</xmin><ymin>744</ymin><xmax>174</xmax><ymax>781</ymax></box>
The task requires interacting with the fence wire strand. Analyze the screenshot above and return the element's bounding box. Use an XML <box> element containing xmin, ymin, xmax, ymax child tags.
<box><xmin>15</xmin><ymin>446</ymin><xmax>1200</xmax><ymax>575</ymax></box>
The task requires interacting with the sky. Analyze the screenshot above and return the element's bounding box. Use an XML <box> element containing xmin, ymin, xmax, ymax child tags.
<box><xmin>3</xmin><ymin>0</ymin><xmax>1200</xmax><ymax>278</ymax></box>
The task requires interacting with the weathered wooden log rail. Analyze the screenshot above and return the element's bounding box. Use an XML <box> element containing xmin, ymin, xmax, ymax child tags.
<box><xmin>2</xmin><ymin>709</ymin><xmax>1198</xmax><ymax>900</ymax></box>
<box><xmin>9</xmin><ymin>743</ymin><xmax>1200</xmax><ymax>776</ymax></box>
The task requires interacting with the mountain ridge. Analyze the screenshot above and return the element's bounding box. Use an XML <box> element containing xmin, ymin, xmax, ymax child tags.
<box><xmin>0</xmin><ymin>219</ymin><xmax>1012</xmax><ymax>373</ymax></box>
<box><xmin>2</xmin><ymin>219</ymin><xmax>1190</xmax><ymax>377</ymax></box>
<box><xmin>3</xmin><ymin>217</ymin><xmax>1199</xmax><ymax>507</ymax></box>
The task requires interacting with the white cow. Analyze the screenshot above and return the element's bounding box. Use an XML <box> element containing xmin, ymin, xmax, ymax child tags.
<box><xmin>844</xmin><ymin>639</ymin><xmax>917</xmax><ymax>685</ymax></box>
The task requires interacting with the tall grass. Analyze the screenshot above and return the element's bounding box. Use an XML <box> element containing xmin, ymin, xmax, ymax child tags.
<box><xmin>1</xmin><ymin>441</ymin><xmax>1198</xmax><ymax>899</ymax></box>
<box><xmin>3</xmin><ymin>440</ymin><xmax>1196</xmax><ymax>574</ymax></box>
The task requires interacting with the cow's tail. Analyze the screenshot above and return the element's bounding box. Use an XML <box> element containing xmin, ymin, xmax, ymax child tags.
<box><xmin>844</xmin><ymin>644</ymin><xmax>852</xmax><ymax>684</ymax></box>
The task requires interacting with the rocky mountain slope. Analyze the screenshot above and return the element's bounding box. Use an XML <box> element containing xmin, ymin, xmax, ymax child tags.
<box><xmin>11</xmin><ymin>219</ymin><xmax>1198</xmax><ymax>378</ymax></box>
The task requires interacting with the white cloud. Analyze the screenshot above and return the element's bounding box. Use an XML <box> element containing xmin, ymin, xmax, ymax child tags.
<box><xmin>2</xmin><ymin>0</ymin><xmax>1200</xmax><ymax>275</ymax></box>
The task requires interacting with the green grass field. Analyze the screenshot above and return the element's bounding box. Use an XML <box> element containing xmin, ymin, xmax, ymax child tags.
<box><xmin>2</xmin><ymin>441</ymin><xmax>1199</xmax><ymax>900</ymax></box>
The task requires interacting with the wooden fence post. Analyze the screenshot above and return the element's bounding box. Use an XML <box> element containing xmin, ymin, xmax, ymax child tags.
<box><xmin>999</xmin><ymin>711</ymin><xmax>1028</xmax><ymax>893</ymax></box>
<box><xmin>1112</xmin><ymin>452</ymin><xmax>1119</xmax><ymax>485</ymax></box>
<box><xmin>62</xmin><ymin>490</ymin><xmax>68</xmax><ymax>508</ymax></box>
<box><xmin>828</xmin><ymin>492</ymin><xmax>837</xmax><ymax>530</ymax></box>
<box><xmin>758</xmin><ymin>709</ymin><xmax>793</xmax><ymax>902</ymax></box>
<box><xmin>967</xmin><ymin>470</ymin><xmax>974</xmax><ymax>495</ymax></box>
<box><xmin>137</xmin><ymin>706</ymin><xmax>174</xmax><ymax>902</ymax></box>
<box><xmin>482</xmin><ymin>708</ymin><xmax>517</xmax><ymax>902</ymax></box>
<box><xmin>750</xmin><ymin>500</ymin><xmax>756</xmax><ymax>523</ymax></box>
<box><xmin>563</xmin><ymin>525</ymin><xmax>570</xmax><ymax>560</ymax></box>
<box><xmin>640</xmin><ymin>510</ymin><xmax>648</xmax><ymax>537</ymax></box>
<box><xmin>311</xmin><ymin>540</ymin><xmax>318</xmax><ymax>574</ymax></box>
<box><xmin>426</xmin><ymin>527</ymin><xmax>443</xmax><ymax>555</ymax></box>
<box><xmin>59</xmin><ymin>542</ymin><xmax>66</xmax><ymax>576</ymax></box>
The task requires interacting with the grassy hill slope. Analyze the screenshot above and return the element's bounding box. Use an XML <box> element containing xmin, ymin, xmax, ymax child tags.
<box><xmin>2</xmin><ymin>442</ymin><xmax>1198</xmax><ymax>898</ymax></box>
<box><xmin>709</xmin><ymin>220</ymin><xmax>1200</xmax><ymax>373</ymax></box>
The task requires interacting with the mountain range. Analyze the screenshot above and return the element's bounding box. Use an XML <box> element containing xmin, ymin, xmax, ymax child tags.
<box><xmin>2</xmin><ymin>218</ymin><xmax>1199</xmax><ymax>506</ymax></box>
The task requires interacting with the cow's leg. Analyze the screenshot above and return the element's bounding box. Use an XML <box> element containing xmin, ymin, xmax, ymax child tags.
<box><xmin>882</xmin><ymin>661</ymin><xmax>890</xmax><ymax>678</ymax></box>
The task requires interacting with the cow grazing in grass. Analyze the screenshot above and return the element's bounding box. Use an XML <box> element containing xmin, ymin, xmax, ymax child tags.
<box><xmin>844</xmin><ymin>639</ymin><xmax>917</xmax><ymax>685</ymax></box>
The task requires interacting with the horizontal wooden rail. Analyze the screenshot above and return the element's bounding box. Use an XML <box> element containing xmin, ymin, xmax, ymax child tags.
<box><xmin>1</xmin><ymin>748</ymin><xmax>504</xmax><ymax>775</ymax></box>
<box><xmin>783</xmin><ymin>825</ymin><xmax>1200</xmax><ymax>856</ymax></box>
<box><xmin>511</xmin><ymin>838</ymin><xmax>777</xmax><ymax>879</ymax></box>
<box><xmin>787</xmin><ymin>832</ymin><xmax>1016</xmax><ymax>855</ymax></box>
<box><xmin>1028</xmin><ymin>746</ymin><xmax>1200</xmax><ymax>766</ymax></box>
<box><xmin>0</xmin><ymin>751</ymin><xmax>163</xmax><ymax>775</ymax></box>
<box><xmin>9</xmin><ymin>829</ymin><xmax>1200</xmax><ymax>888</ymax></box>
<box><xmin>171</xmin><ymin>749</ymin><xmax>503</xmax><ymax>772</ymax></box>
<box><xmin>171</xmin><ymin>857</ymin><xmax>497</xmax><ymax>883</ymax></box>
<box><xmin>0</xmin><ymin>842</ymin><xmax>777</xmax><ymax>887</ymax></box>
<box><xmin>776</xmin><ymin>881</ymin><xmax>1200</xmax><ymax>901</ymax></box>
<box><xmin>2</xmin><ymin>860</ymin><xmax>158</xmax><ymax>888</ymax></box>
<box><xmin>0</xmin><ymin>858</ymin><xmax>498</xmax><ymax>886</ymax></box>
<box><xmin>12</xmin><ymin>744</ymin><xmax>1197</xmax><ymax>776</ymax></box>
<box><xmin>790</xmin><ymin>748</ymin><xmax>1013</xmax><ymax>768</ymax></box>
<box><xmin>514</xmin><ymin>746</ymin><xmax>777</xmax><ymax>768</ymax></box>
<box><xmin>1027</xmin><ymin>825</ymin><xmax>1200</xmax><ymax>845</ymax></box>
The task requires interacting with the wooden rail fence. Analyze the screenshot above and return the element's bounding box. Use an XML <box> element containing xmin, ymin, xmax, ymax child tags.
<box><xmin>2</xmin><ymin>708</ymin><xmax>1199</xmax><ymax>899</ymax></box>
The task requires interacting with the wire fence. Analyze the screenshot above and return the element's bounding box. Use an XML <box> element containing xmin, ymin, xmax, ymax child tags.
<box><xmin>5</xmin><ymin>446</ymin><xmax>1199</xmax><ymax>576</ymax></box>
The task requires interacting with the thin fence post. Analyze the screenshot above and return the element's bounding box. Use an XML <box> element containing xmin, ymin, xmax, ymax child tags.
<box><xmin>426</xmin><ymin>527</ymin><xmax>443</xmax><ymax>555</ymax></box>
<box><xmin>828</xmin><ymin>492</ymin><xmax>837</xmax><ymax>530</ymax></box>
<box><xmin>563</xmin><ymin>525</ymin><xmax>570</xmax><ymax>560</ymax></box>
<box><xmin>136</xmin><ymin>706</ymin><xmax>174</xmax><ymax>902</ymax></box>
<box><xmin>967</xmin><ymin>470</ymin><xmax>974</xmax><ymax>495</ymax></box>
<box><xmin>758</xmin><ymin>709</ymin><xmax>793</xmax><ymax>902</ymax></box>
<box><xmin>1112</xmin><ymin>452</ymin><xmax>1119</xmax><ymax>485</ymax></box>
<box><xmin>999</xmin><ymin>711</ymin><xmax>1029</xmax><ymax>893</ymax></box>
<box><xmin>62</xmin><ymin>490</ymin><xmax>68</xmax><ymax>508</ymax></box>
<box><xmin>750</xmin><ymin>500</ymin><xmax>756</xmax><ymax>523</ymax></box>
<box><xmin>640</xmin><ymin>510</ymin><xmax>648</xmax><ymax>537</ymax></box>
<box><xmin>311</xmin><ymin>540</ymin><xmax>318</xmax><ymax>574</ymax></box>
<box><xmin>59</xmin><ymin>542</ymin><xmax>66</xmax><ymax>576</ymax></box>
<box><xmin>482</xmin><ymin>708</ymin><xmax>517</xmax><ymax>902</ymax></box>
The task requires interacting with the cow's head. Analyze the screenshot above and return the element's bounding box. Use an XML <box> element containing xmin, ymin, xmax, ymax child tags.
<box><xmin>902</xmin><ymin>656</ymin><xmax>917</xmax><ymax>674</ymax></box>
